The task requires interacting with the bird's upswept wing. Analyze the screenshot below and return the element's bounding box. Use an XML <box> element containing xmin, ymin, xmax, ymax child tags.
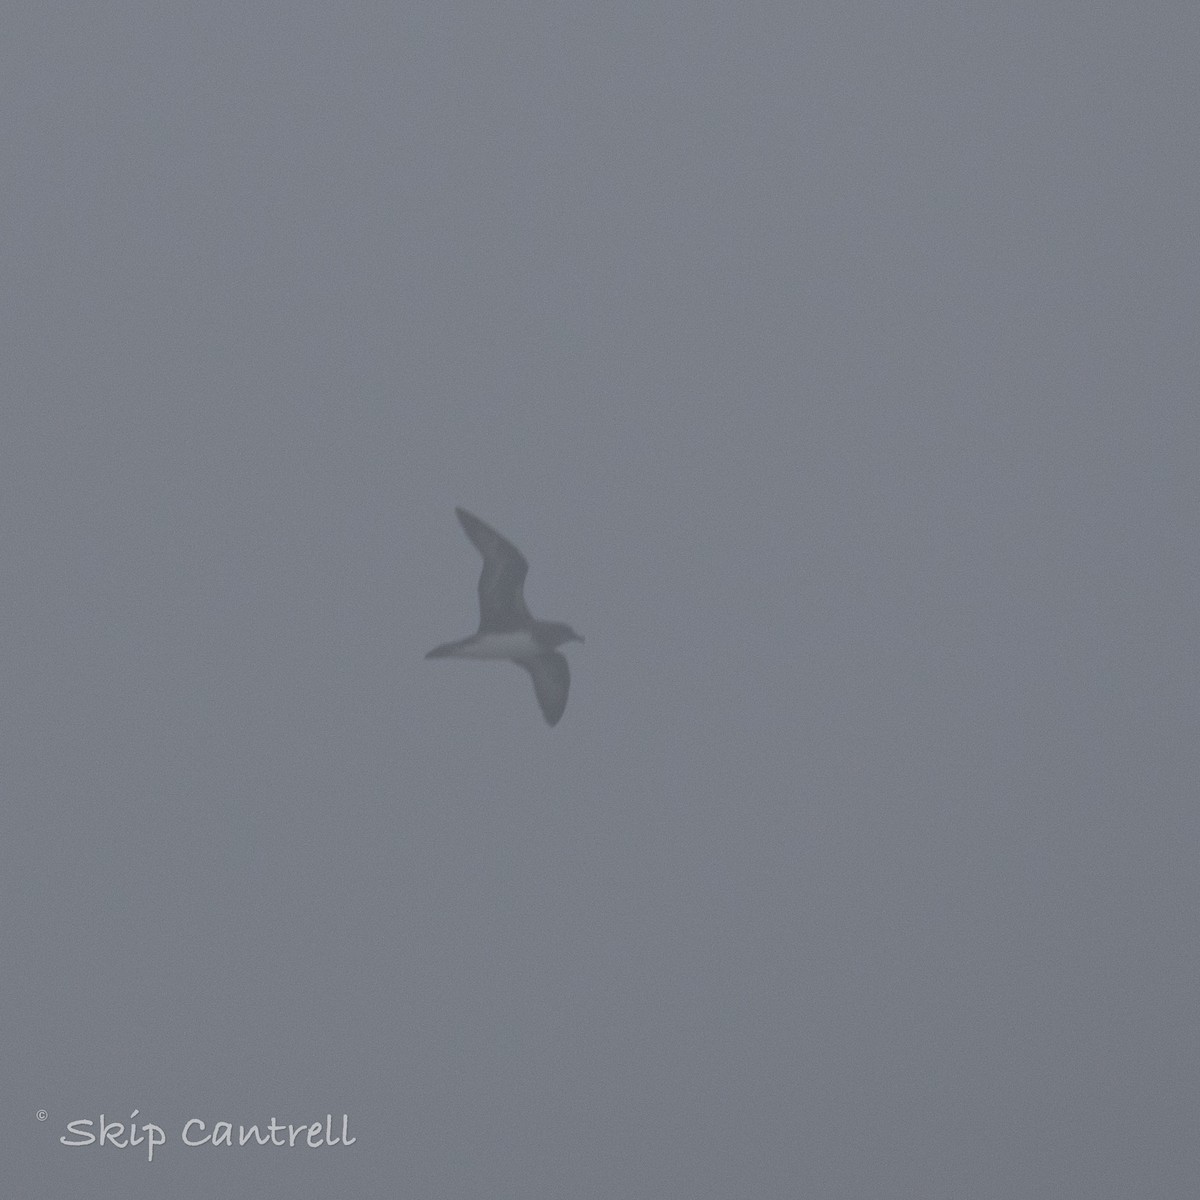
<box><xmin>455</xmin><ymin>508</ymin><xmax>531</xmax><ymax>633</ymax></box>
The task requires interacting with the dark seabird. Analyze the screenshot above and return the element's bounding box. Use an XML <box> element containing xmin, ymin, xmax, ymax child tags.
<box><xmin>426</xmin><ymin>508</ymin><xmax>583</xmax><ymax>726</ymax></box>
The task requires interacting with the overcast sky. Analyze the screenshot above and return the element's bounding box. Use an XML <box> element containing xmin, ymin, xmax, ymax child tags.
<box><xmin>4</xmin><ymin>2</ymin><xmax>1198</xmax><ymax>1197</ymax></box>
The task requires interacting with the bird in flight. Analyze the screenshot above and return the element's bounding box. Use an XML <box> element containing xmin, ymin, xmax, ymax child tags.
<box><xmin>426</xmin><ymin>508</ymin><xmax>583</xmax><ymax>726</ymax></box>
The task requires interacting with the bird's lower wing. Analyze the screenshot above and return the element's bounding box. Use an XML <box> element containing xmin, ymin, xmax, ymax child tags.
<box><xmin>520</xmin><ymin>652</ymin><xmax>570</xmax><ymax>727</ymax></box>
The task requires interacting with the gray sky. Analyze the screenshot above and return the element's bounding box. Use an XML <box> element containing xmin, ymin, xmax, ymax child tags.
<box><xmin>4</xmin><ymin>2</ymin><xmax>1198</xmax><ymax>1197</ymax></box>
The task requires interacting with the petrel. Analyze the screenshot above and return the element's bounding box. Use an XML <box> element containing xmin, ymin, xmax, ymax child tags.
<box><xmin>426</xmin><ymin>508</ymin><xmax>583</xmax><ymax>726</ymax></box>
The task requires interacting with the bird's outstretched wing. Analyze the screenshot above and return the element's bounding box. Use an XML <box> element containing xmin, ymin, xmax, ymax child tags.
<box><xmin>456</xmin><ymin>508</ymin><xmax>531</xmax><ymax>632</ymax></box>
<box><xmin>520</xmin><ymin>652</ymin><xmax>570</xmax><ymax>726</ymax></box>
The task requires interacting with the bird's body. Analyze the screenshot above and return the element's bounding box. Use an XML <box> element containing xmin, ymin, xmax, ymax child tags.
<box><xmin>426</xmin><ymin>508</ymin><xmax>583</xmax><ymax>726</ymax></box>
